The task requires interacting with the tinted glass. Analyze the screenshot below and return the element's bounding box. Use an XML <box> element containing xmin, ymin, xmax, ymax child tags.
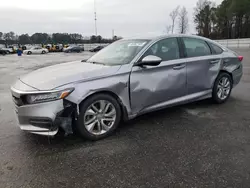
<box><xmin>143</xmin><ymin>38</ymin><xmax>180</xmax><ymax>61</ymax></box>
<box><xmin>183</xmin><ymin>37</ymin><xmax>211</xmax><ymax>57</ymax></box>
<box><xmin>87</xmin><ymin>39</ymin><xmax>149</xmax><ymax>65</ymax></box>
<box><xmin>210</xmin><ymin>43</ymin><xmax>223</xmax><ymax>54</ymax></box>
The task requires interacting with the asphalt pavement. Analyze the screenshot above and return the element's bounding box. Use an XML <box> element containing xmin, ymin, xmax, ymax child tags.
<box><xmin>0</xmin><ymin>50</ymin><xmax>250</xmax><ymax>188</ymax></box>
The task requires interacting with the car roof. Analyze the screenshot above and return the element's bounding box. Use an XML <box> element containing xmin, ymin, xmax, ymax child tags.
<box><xmin>122</xmin><ymin>34</ymin><xmax>226</xmax><ymax>49</ymax></box>
<box><xmin>123</xmin><ymin>34</ymin><xmax>212</xmax><ymax>41</ymax></box>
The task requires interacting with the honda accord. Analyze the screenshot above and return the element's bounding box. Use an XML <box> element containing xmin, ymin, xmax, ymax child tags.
<box><xmin>11</xmin><ymin>34</ymin><xmax>243</xmax><ymax>140</ymax></box>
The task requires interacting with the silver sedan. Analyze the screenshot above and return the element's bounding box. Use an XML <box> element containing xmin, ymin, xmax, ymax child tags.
<box><xmin>11</xmin><ymin>34</ymin><xmax>243</xmax><ymax>140</ymax></box>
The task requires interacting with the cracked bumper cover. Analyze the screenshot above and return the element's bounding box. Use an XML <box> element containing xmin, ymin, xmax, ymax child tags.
<box><xmin>17</xmin><ymin>100</ymin><xmax>64</xmax><ymax>136</ymax></box>
<box><xmin>11</xmin><ymin>86</ymin><xmax>74</xmax><ymax>136</ymax></box>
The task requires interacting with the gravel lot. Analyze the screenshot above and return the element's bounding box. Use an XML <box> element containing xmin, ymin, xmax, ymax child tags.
<box><xmin>0</xmin><ymin>50</ymin><xmax>250</xmax><ymax>188</ymax></box>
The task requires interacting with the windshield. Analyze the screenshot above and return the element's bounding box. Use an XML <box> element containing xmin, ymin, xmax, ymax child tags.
<box><xmin>87</xmin><ymin>39</ymin><xmax>149</xmax><ymax>65</ymax></box>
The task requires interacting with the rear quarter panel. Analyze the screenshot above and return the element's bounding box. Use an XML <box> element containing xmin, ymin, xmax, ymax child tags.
<box><xmin>221</xmin><ymin>50</ymin><xmax>243</xmax><ymax>86</ymax></box>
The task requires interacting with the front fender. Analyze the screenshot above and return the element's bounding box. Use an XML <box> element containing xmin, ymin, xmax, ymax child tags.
<box><xmin>64</xmin><ymin>72</ymin><xmax>132</xmax><ymax>116</ymax></box>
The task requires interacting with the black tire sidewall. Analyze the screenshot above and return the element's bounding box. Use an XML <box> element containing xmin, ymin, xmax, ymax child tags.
<box><xmin>212</xmin><ymin>72</ymin><xmax>233</xmax><ymax>104</ymax></box>
<box><xmin>76</xmin><ymin>94</ymin><xmax>121</xmax><ymax>141</ymax></box>
<box><xmin>42</xmin><ymin>51</ymin><xmax>46</xmax><ymax>54</ymax></box>
<box><xmin>28</xmin><ymin>51</ymin><xmax>32</xmax><ymax>55</ymax></box>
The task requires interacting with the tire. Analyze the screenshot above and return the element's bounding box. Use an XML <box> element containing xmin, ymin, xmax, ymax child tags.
<box><xmin>6</xmin><ymin>51</ymin><xmax>10</xmax><ymax>54</ymax></box>
<box><xmin>212</xmin><ymin>72</ymin><xmax>233</xmax><ymax>104</ymax></box>
<box><xmin>27</xmin><ymin>51</ymin><xmax>32</xmax><ymax>55</ymax></box>
<box><xmin>76</xmin><ymin>94</ymin><xmax>121</xmax><ymax>141</ymax></box>
<box><xmin>42</xmin><ymin>51</ymin><xmax>46</xmax><ymax>54</ymax></box>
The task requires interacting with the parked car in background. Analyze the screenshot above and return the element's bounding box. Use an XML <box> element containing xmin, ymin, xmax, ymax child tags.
<box><xmin>23</xmin><ymin>47</ymin><xmax>49</xmax><ymax>55</ymax></box>
<box><xmin>11</xmin><ymin>34</ymin><xmax>243</xmax><ymax>140</ymax></box>
<box><xmin>63</xmin><ymin>46</ymin><xmax>84</xmax><ymax>53</ymax></box>
<box><xmin>21</xmin><ymin>45</ymin><xmax>27</xmax><ymax>51</ymax></box>
<box><xmin>45</xmin><ymin>44</ymin><xmax>64</xmax><ymax>52</ymax></box>
<box><xmin>0</xmin><ymin>48</ymin><xmax>8</xmax><ymax>55</ymax></box>
<box><xmin>89</xmin><ymin>45</ymin><xmax>105</xmax><ymax>52</ymax></box>
<box><xmin>1</xmin><ymin>46</ymin><xmax>14</xmax><ymax>54</ymax></box>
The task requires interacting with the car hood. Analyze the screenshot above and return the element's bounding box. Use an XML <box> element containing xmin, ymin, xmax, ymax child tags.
<box><xmin>19</xmin><ymin>61</ymin><xmax>121</xmax><ymax>90</ymax></box>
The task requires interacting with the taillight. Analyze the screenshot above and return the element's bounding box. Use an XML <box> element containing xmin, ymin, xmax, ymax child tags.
<box><xmin>238</xmin><ymin>56</ymin><xmax>243</xmax><ymax>62</ymax></box>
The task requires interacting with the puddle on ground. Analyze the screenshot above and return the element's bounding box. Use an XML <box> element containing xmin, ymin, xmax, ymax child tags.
<box><xmin>183</xmin><ymin>108</ymin><xmax>216</xmax><ymax>119</ymax></box>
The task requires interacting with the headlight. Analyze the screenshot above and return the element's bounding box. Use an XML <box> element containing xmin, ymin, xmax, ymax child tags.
<box><xmin>25</xmin><ymin>88</ymin><xmax>74</xmax><ymax>104</ymax></box>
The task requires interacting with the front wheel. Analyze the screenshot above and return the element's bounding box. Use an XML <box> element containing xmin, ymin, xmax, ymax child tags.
<box><xmin>42</xmin><ymin>50</ymin><xmax>46</xmax><ymax>54</ymax></box>
<box><xmin>212</xmin><ymin>72</ymin><xmax>233</xmax><ymax>104</ymax></box>
<box><xmin>27</xmin><ymin>51</ymin><xmax>32</xmax><ymax>55</ymax></box>
<box><xmin>76</xmin><ymin>94</ymin><xmax>121</xmax><ymax>140</ymax></box>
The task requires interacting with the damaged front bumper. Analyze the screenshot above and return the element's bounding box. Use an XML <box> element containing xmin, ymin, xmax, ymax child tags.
<box><xmin>11</xmin><ymin>87</ymin><xmax>76</xmax><ymax>136</ymax></box>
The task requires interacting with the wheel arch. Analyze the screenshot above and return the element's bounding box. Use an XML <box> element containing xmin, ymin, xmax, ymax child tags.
<box><xmin>79</xmin><ymin>90</ymin><xmax>129</xmax><ymax>121</ymax></box>
<box><xmin>219</xmin><ymin>70</ymin><xmax>233</xmax><ymax>84</ymax></box>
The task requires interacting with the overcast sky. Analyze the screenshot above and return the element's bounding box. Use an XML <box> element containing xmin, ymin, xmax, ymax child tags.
<box><xmin>0</xmin><ymin>0</ymin><xmax>222</xmax><ymax>38</ymax></box>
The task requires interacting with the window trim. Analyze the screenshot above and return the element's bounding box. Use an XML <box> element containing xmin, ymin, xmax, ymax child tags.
<box><xmin>207</xmin><ymin>42</ymin><xmax>223</xmax><ymax>55</ymax></box>
<box><xmin>138</xmin><ymin>37</ymin><xmax>182</xmax><ymax>62</ymax></box>
<box><xmin>180</xmin><ymin>37</ymin><xmax>213</xmax><ymax>58</ymax></box>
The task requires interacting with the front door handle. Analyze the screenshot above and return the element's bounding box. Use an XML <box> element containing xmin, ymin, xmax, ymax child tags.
<box><xmin>173</xmin><ymin>64</ymin><xmax>185</xmax><ymax>70</ymax></box>
<box><xmin>210</xmin><ymin>59</ymin><xmax>220</xmax><ymax>64</ymax></box>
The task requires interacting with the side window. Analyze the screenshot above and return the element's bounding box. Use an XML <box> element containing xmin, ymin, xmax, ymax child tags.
<box><xmin>143</xmin><ymin>38</ymin><xmax>180</xmax><ymax>61</ymax></box>
<box><xmin>210</xmin><ymin>43</ymin><xmax>223</xmax><ymax>54</ymax></box>
<box><xmin>183</xmin><ymin>37</ymin><xmax>211</xmax><ymax>58</ymax></box>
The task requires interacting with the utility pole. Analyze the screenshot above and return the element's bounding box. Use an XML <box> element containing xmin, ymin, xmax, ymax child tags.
<box><xmin>94</xmin><ymin>0</ymin><xmax>97</xmax><ymax>36</ymax></box>
<box><xmin>112</xmin><ymin>29</ymin><xmax>114</xmax><ymax>39</ymax></box>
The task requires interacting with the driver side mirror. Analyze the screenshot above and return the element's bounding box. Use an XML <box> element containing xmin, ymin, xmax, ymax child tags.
<box><xmin>137</xmin><ymin>55</ymin><xmax>162</xmax><ymax>66</ymax></box>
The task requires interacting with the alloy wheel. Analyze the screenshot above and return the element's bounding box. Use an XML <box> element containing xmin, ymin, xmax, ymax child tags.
<box><xmin>83</xmin><ymin>100</ymin><xmax>117</xmax><ymax>135</ymax></box>
<box><xmin>217</xmin><ymin>77</ymin><xmax>231</xmax><ymax>100</ymax></box>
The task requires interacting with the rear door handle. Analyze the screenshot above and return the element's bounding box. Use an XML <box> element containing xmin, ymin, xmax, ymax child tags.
<box><xmin>173</xmin><ymin>64</ymin><xmax>185</xmax><ymax>70</ymax></box>
<box><xmin>210</xmin><ymin>59</ymin><xmax>220</xmax><ymax>64</ymax></box>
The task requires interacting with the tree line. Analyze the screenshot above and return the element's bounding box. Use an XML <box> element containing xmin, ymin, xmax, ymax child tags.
<box><xmin>2</xmin><ymin>0</ymin><xmax>249</xmax><ymax>45</ymax></box>
<box><xmin>0</xmin><ymin>32</ymin><xmax>120</xmax><ymax>45</ymax></box>
<box><xmin>194</xmin><ymin>0</ymin><xmax>250</xmax><ymax>39</ymax></box>
<box><xmin>166</xmin><ymin>6</ymin><xmax>189</xmax><ymax>34</ymax></box>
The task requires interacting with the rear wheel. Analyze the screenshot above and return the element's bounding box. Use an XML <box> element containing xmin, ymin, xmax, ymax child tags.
<box><xmin>76</xmin><ymin>94</ymin><xmax>121</xmax><ymax>140</ymax></box>
<box><xmin>212</xmin><ymin>72</ymin><xmax>233</xmax><ymax>104</ymax></box>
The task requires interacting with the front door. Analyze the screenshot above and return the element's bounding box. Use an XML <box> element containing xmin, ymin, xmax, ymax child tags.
<box><xmin>130</xmin><ymin>37</ymin><xmax>187</xmax><ymax>114</ymax></box>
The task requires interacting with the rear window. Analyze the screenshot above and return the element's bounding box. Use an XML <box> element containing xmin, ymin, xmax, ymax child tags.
<box><xmin>210</xmin><ymin>43</ymin><xmax>223</xmax><ymax>54</ymax></box>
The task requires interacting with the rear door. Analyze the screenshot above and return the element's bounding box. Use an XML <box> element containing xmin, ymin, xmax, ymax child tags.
<box><xmin>181</xmin><ymin>37</ymin><xmax>221</xmax><ymax>95</ymax></box>
<box><xmin>37</xmin><ymin>47</ymin><xmax>43</xmax><ymax>54</ymax></box>
<box><xmin>33</xmin><ymin>47</ymin><xmax>40</xmax><ymax>54</ymax></box>
<box><xmin>72</xmin><ymin>47</ymin><xmax>78</xmax><ymax>52</ymax></box>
